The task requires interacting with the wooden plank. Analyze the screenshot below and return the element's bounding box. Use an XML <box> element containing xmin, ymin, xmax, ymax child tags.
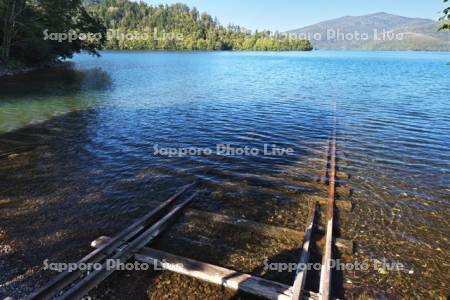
<box><xmin>292</xmin><ymin>204</ymin><xmax>317</xmax><ymax>300</ymax></box>
<box><xmin>319</xmin><ymin>131</ymin><xmax>337</xmax><ymax>300</ymax></box>
<box><xmin>27</xmin><ymin>183</ymin><xmax>196</xmax><ymax>300</ymax></box>
<box><xmin>90</xmin><ymin>237</ymin><xmax>292</xmax><ymax>298</ymax></box>
<box><xmin>136</xmin><ymin>247</ymin><xmax>293</xmax><ymax>300</ymax></box>
<box><xmin>91</xmin><ymin>236</ymin><xmax>321</xmax><ymax>300</ymax></box>
<box><xmin>58</xmin><ymin>191</ymin><xmax>198</xmax><ymax>300</ymax></box>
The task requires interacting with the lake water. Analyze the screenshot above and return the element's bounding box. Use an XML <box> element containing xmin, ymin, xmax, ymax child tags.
<box><xmin>0</xmin><ymin>51</ymin><xmax>449</xmax><ymax>299</ymax></box>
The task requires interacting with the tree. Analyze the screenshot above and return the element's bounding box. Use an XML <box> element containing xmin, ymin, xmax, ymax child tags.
<box><xmin>0</xmin><ymin>0</ymin><xmax>106</xmax><ymax>65</ymax></box>
<box><xmin>440</xmin><ymin>0</ymin><xmax>449</xmax><ymax>30</ymax></box>
<box><xmin>0</xmin><ymin>0</ymin><xmax>25</xmax><ymax>59</ymax></box>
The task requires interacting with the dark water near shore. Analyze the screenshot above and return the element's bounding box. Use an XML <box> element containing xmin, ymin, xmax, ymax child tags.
<box><xmin>0</xmin><ymin>51</ymin><xmax>449</xmax><ymax>299</ymax></box>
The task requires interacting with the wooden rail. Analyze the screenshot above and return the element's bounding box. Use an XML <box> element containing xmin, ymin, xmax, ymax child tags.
<box><xmin>26</xmin><ymin>183</ymin><xmax>197</xmax><ymax>300</ymax></box>
<box><xmin>59</xmin><ymin>192</ymin><xmax>198</xmax><ymax>300</ymax></box>
<box><xmin>292</xmin><ymin>204</ymin><xmax>317</xmax><ymax>300</ymax></box>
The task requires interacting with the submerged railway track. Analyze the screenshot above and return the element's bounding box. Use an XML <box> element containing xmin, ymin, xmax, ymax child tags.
<box><xmin>14</xmin><ymin>128</ymin><xmax>353</xmax><ymax>300</ymax></box>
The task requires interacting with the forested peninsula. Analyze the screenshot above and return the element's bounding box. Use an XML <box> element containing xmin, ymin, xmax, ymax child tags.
<box><xmin>86</xmin><ymin>0</ymin><xmax>313</xmax><ymax>51</ymax></box>
<box><xmin>0</xmin><ymin>0</ymin><xmax>312</xmax><ymax>71</ymax></box>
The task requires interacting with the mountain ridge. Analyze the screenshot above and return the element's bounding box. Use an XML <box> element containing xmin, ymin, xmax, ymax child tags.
<box><xmin>288</xmin><ymin>12</ymin><xmax>450</xmax><ymax>51</ymax></box>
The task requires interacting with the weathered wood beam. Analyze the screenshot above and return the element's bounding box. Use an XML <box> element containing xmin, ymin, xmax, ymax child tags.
<box><xmin>292</xmin><ymin>204</ymin><xmax>317</xmax><ymax>299</ymax></box>
<box><xmin>91</xmin><ymin>236</ymin><xmax>319</xmax><ymax>300</ymax></box>
<box><xmin>137</xmin><ymin>247</ymin><xmax>293</xmax><ymax>300</ymax></box>
<box><xmin>59</xmin><ymin>192</ymin><xmax>198</xmax><ymax>300</ymax></box>
<box><xmin>27</xmin><ymin>183</ymin><xmax>197</xmax><ymax>300</ymax></box>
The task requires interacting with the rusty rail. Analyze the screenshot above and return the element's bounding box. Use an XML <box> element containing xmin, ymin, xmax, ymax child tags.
<box><xmin>21</xmin><ymin>122</ymin><xmax>351</xmax><ymax>299</ymax></box>
<box><xmin>319</xmin><ymin>130</ymin><xmax>337</xmax><ymax>300</ymax></box>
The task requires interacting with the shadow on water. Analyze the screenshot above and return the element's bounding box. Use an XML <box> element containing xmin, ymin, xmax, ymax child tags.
<box><xmin>0</xmin><ymin>65</ymin><xmax>112</xmax><ymax>134</ymax></box>
<box><xmin>0</xmin><ymin>65</ymin><xmax>116</xmax><ymax>297</ymax></box>
<box><xmin>0</xmin><ymin>63</ymin><xmax>112</xmax><ymax>97</ymax></box>
<box><xmin>0</xmin><ymin>109</ymin><xmax>199</xmax><ymax>298</ymax></box>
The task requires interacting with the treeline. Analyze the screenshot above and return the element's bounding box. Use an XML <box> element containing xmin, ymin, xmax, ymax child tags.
<box><xmin>0</xmin><ymin>0</ymin><xmax>105</xmax><ymax>66</ymax></box>
<box><xmin>86</xmin><ymin>0</ymin><xmax>313</xmax><ymax>51</ymax></box>
<box><xmin>1</xmin><ymin>0</ymin><xmax>312</xmax><ymax>67</ymax></box>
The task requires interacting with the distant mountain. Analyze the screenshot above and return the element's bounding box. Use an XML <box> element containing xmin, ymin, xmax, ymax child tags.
<box><xmin>287</xmin><ymin>12</ymin><xmax>450</xmax><ymax>51</ymax></box>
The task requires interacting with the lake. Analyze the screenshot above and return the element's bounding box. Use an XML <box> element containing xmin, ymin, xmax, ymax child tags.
<box><xmin>0</xmin><ymin>51</ymin><xmax>449</xmax><ymax>299</ymax></box>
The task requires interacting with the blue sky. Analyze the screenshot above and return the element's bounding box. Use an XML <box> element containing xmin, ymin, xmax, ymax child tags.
<box><xmin>141</xmin><ymin>0</ymin><xmax>446</xmax><ymax>31</ymax></box>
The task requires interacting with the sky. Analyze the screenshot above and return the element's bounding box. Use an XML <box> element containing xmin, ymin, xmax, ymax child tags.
<box><xmin>141</xmin><ymin>0</ymin><xmax>446</xmax><ymax>31</ymax></box>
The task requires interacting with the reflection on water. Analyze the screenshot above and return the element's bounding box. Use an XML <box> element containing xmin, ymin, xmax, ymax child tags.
<box><xmin>0</xmin><ymin>51</ymin><xmax>449</xmax><ymax>299</ymax></box>
<box><xmin>0</xmin><ymin>65</ymin><xmax>111</xmax><ymax>133</ymax></box>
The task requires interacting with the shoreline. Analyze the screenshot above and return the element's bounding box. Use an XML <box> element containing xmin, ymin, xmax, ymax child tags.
<box><xmin>0</xmin><ymin>61</ymin><xmax>72</xmax><ymax>79</ymax></box>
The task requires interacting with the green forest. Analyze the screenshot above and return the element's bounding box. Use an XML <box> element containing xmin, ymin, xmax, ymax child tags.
<box><xmin>85</xmin><ymin>0</ymin><xmax>313</xmax><ymax>51</ymax></box>
<box><xmin>0</xmin><ymin>0</ymin><xmax>313</xmax><ymax>68</ymax></box>
<box><xmin>0</xmin><ymin>0</ymin><xmax>105</xmax><ymax>66</ymax></box>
